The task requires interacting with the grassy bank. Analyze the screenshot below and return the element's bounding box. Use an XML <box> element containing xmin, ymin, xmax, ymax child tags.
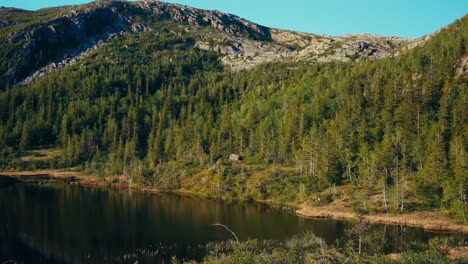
<box><xmin>197</xmin><ymin>233</ymin><xmax>466</xmax><ymax>264</ymax></box>
<box><xmin>1</xmin><ymin>165</ymin><xmax>466</xmax><ymax>234</ymax></box>
<box><xmin>1</xmin><ymin>166</ymin><xmax>467</xmax><ymax>262</ymax></box>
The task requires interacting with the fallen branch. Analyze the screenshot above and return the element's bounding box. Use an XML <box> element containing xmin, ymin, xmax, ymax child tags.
<box><xmin>212</xmin><ymin>223</ymin><xmax>239</xmax><ymax>243</ymax></box>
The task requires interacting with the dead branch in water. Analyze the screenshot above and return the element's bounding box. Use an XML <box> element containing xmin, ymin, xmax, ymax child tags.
<box><xmin>212</xmin><ymin>223</ymin><xmax>239</xmax><ymax>243</ymax></box>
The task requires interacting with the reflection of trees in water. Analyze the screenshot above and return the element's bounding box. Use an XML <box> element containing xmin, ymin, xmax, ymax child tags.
<box><xmin>0</xmin><ymin>183</ymin><xmax>463</xmax><ymax>263</ymax></box>
<box><xmin>343</xmin><ymin>220</ymin><xmax>463</xmax><ymax>255</ymax></box>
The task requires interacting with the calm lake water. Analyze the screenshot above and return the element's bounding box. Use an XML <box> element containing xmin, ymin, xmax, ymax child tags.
<box><xmin>0</xmin><ymin>177</ymin><xmax>462</xmax><ymax>263</ymax></box>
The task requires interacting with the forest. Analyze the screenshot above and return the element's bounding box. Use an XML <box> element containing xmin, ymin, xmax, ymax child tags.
<box><xmin>0</xmin><ymin>11</ymin><xmax>466</xmax><ymax>224</ymax></box>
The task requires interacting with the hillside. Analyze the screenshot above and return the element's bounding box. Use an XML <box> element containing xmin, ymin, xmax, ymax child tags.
<box><xmin>0</xmin><ymin>0</ymin><xmax>467</xmax><ymax>226</ymax></box>
<box><xmin>0</xmin><ymin>0</ymin><xmax>413</xmax><ymax>87</ymax></box>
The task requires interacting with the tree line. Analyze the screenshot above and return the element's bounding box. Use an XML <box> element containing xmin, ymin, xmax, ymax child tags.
<box><xmin>0</xmin><ymin>16</ymin><xmax>466</xmax><ymax>221</ymax></box>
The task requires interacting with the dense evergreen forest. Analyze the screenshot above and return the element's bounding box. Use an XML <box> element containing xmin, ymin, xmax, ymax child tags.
<box><xmin>0</xmin><ymin>9</ymin><xmax>466</xmax><ymax>222</ymax></box>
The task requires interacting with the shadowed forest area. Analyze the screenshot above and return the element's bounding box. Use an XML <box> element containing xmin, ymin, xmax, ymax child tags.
<box><xmin>0</xmin><ymin>2</ymin><xmax>466</xmax><ymax>263</ymax></box>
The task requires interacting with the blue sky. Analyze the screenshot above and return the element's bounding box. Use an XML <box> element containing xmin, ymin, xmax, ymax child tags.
<box><xmin>1</xmin><ymin>0</ymin><xmax>466</xmax><ymax>37</ymax></box>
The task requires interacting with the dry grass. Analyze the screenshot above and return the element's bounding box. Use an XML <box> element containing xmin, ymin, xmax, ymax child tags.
<box><xmin>296</xmin><ymin>185</ymin><xmax>468</xmax><ymax>233</ymax></box>
<box><xmin>180</xmin><ymin>168</ymin><xmax>215</xmax><ymax>194</ymax></box>
<box><xmin>0</xmin><ymin>169</ymin><xmax>97</xmax><ymax>184</ymax></box>
<box><xmin>2</xmin><ymin>167</ymin><xmax>466</xmax><ymax>234</ymax></box>
<box><xmin>296</xmin><ymin>203</ymin><xmax>468</xmax><ymax>233</ymax></box>
<box><xmin>18</xmin><ymin>148</ymin><xmax>62</xmax><ymax>161</ymax></box>
<box><xmin>0</xmin><ymin>169</ymin><xmax>81</xmax><ymax>178</ymax></box>
<box><xmin>366</xmin><ymin>211</ymin><xmax>468</xmax><ymax>233</ymax></box>
<box><xmin>296</xmin><ymin>205</ymin><xmax>358</xmax><ymax>220</ymax></box>
<box><xmin>445</xmin><ymin>246</ymin><xmax>468</xmax><ymax>260</ymax></box>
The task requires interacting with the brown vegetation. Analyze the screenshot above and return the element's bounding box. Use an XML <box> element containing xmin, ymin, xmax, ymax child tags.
<box><xmin>297</xmin><ymin>204</ymin><xmax>468</xmax><ymax>233</ymax></box>
<box><xmin>1</xmin><ymin>168</ymin><xmax>466</xmax><ymax>234</ymax></box>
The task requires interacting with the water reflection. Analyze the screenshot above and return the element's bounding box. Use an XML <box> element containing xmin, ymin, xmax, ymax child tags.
<box><xmin>0</xmin><ymin>182</ymin><xmax>461</xmax><ymax>263</ymax></box>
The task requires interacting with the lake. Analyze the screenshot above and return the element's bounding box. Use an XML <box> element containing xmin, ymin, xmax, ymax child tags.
<box><xmin>0</xmin><ymin>177</ymin><xmax>461</xmax><ymax>263</ymax></box>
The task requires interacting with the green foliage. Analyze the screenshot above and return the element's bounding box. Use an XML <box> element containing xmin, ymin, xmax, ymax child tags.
<box><xmin>350</xmin><ymin>190</ymin><xmax>372</xmax><ymax>214</ymax></box>
<box><xmin>203</xmin><ymin>232</ymin><xmax>343</xmax><ymax>264</ymax></box>
<box><xmin>0</xmin><ymin>8</ymin><xmax>467</xmax><ymax>213</ymax></box>
<box><xmin>202</xmin><ymin>232</ymin><xmax>456</xmax><ymax>264</ymax></box>
<box><xmin>398</xmin><ymin>251</ymin><xmax>452</xmax><ymax>264</ymax></box>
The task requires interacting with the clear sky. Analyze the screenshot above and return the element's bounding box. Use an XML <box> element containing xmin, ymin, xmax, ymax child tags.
<box><xmin>1</xmin><ymin>0</ymin><xmax>466</xmax><ymax>37</ymax></box>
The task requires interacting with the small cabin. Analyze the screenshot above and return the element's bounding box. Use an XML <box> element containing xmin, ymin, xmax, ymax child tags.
<box><xmin>229</xmin><ymin>154</ymin><xmax>242</xmax><ymax>162</ymax></box>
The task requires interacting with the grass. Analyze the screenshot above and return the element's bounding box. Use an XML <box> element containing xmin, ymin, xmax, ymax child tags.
<box><xmin>297</xmin><ymin>185</ymin><xmax>468</xmax><ymax>233</ymax></box>
<box><xmin>2</xmin><ymin>148</ymin><xmax>467</xmax><ymax>234</ymax></box>
<box><xmin>19</xmin><ymin>148</ymin><xmax>62</xmax><ymax>161</ymax></box>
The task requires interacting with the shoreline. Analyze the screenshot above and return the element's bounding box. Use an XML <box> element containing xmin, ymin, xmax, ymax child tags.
<box><xmin>1</xmin><ymin>169</ymin><xmax>466</xmax><ymax>234</ymax></box>
<box><xmin>296</xmin><ymin>205</ymin><xmax>468</xmax><ymax>234</ymax></box>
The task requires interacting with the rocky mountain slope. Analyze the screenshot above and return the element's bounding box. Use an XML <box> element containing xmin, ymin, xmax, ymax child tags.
<box><xmin>1</xmin><ymin>0</ymin><xmax>419</xmax><ymax>86</ymax></box>
<box><xmin>0</xmin><ymin>1</ymin><xmax>466</xmax><ymax>242</ymax></box>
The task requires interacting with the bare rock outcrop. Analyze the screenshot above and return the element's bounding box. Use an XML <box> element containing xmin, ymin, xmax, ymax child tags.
<box><xmin>455</xmin><ymin>55</ymin><xmax>468</xmax><ymax>78</ymax></box>
<box><xmin>1</xmin><ymin>0</ymin><xmax>422</xmax><ymax>84</ymax></box>
<box><xmin>197</xmin><ymin>28</ymin><xmax>414</xmax><ymax>71</ymax></box>
<box><xmin>4</xmin><ymin>1</ymin><xmax>131</xmax><ymax>84</ymax></box>
<box><xmin>137</xmin><ymin>0</ymin><xmax>271</xmax><ymax>41</ymax></box>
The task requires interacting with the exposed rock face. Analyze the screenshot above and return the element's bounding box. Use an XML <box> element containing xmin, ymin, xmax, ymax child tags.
<box><xmin>194</xmin><ymin>29</ymin><xmax>413</xmax><ymax>71</ymax></box>
<box><xmin>133</xmin><ymin>1</ymin><xmax>415</xmax><ymax>70</ymax></box>
<box><xmin>137</xmin><ymin>0</ymin><xmax>272</xmax><ymax>41</ymax></box>
<box><xmin>5</xmin><ymin>1</ymin><xmax>131</xmax><ymax>84</ymax></box>
<box><xmin>455</xmin><ymin>55</ymin><xmax>468</xmax><ymax>78</ymax></box>
<box><xmin>298</xmin><ymin>33</ymin><xmax>413</xmax><ymax>63</ymax></box>
<box><xmin>19</xmin><ymin>35</ymin><xmax>117</xmax><ymax>85</ymax></box>
<box><xmin>195</xmin><ymin>36</ymin><xmax>293</xmax><ymax>71</ymax></box>
<box><xmin>1</xmin><ymin>0</ymin><xmax>422</xmax><ymax>85</ymax></box>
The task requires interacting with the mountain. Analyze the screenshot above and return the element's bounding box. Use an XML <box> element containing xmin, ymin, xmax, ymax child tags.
<box><xmin>1</xmin><ymin>0</ymin><xmax>413</xmax><ymax>86</ymax></box>
<box><xmin>0</xmin><ymin>1</ymin><xmax>467</xmax><ymax>224</ymax></box>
